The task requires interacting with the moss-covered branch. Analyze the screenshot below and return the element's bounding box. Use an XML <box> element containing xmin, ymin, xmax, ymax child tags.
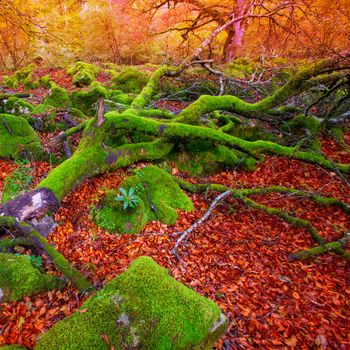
<box><xmin>238</xmin><ymin>195</ymin><xmax>325</xmax><ymax>244</ymax></box>
<box><xmin>173</xmin><ymin>58</ymin><xmax>350</xmax><ymax>125</ymax></box>
<box><xmin>174</xmin><ymin>179</ymin><xmax>350</xmax><ymax>212</ymax></box>
<box><xmin>289</xmin><ymin>232</ymin><xmax>350</xmax><ymax>261</ymax></box>
<box><xmin>106</xmin><ymin>112</ymin><xmax>350</xmax><ymax>173</ymax></box>
<box><xmin>0</xmin><ymin>216</ymin><xmax>92</xmax><ymax>292</ymax></box>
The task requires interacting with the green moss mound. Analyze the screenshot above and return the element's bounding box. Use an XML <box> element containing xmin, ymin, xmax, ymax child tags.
<box><xmin>71</xmin><ymin>84</ymin><xmax>109</xmax><ymax>115</ymax></box>
<box><xmin>3</xmin><ymin>63</ymin><xmax>37</xmax><ymax>89</ymax></box>
<box><xmin>40</xmin><ymin>75</ymin><xmax>51</xmax><ymax>89</ymax></box>
<box><xmin>93</xmin><ymin>166</ymin><xmax>193</xmax><ymax>234</ymax></box>
<box><xmin>67</xmin><ymin>61</ymin><xmax>100</xmax><ymax>76</ymax></box>
<box><xmin>43</xmin><ymin>83</ymin><xmax>71</xmax><ymax>108</ymax></box>
<box><xmin>112</xmin><ymin>67</ymin><xmax>149</xmax><ymax>93</ymax></box>
<box><xmin>35</xmin><ymin>256</ymin><xmax>226</xmax><ymax>350</ymax></box>
<box><xmin>110</xmin><ymin>90</ymin><xmax>134</xmax><ymax>105</ymax></box>
<box><xmin>0</xmin><ymin>253</ymin><xmax>63</xmax><ymax>302</ymax></box>
<box><xmin>0</xmin><ymin>114</ymin><xmax>44</xmax><ymax>160</ymax></box>
<box><xmin>73</xmin><ymin>69</ymin><xmax>96</xmax><ymax>87</ymax></box>
<box><xmin>0</xmin><ymin>346</ymin><xmax>28</xmax><ymax>350</ymax></box>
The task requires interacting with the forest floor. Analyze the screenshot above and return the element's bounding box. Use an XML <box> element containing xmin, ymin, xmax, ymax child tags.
<box><xmin>1</xmin><ymin>140</ymin><xmax>349</xmax><ymax>349</ymax></box>
<box><xmin>0</xmin><ymin>67</ymin><xmax>350</xmax><ymax>349</ymax></box>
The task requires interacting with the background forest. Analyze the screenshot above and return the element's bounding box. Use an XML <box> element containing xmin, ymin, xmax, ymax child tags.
<box><xmin>1</xmin><ymin>0</ymin><xmax>349</xmax><ymax>69</ymax></box>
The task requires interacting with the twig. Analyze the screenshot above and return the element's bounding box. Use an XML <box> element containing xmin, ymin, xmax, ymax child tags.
<box><xmin>171</xmin><ymin>190</ymin><xmax>231</xmax><ymax>255</ymax></box>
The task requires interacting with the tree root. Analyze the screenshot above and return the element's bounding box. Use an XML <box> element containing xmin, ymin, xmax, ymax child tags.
<box><xmin>107</xmin><ymin>112</ymin><xmax>350</xmax><ymax>173</ymax></box>
<box><xmin>173</xmin><ymin>177</ymin><xmax>350</xmax><ymax>260</ymax></box>
<box><xmin>289</xmin><ymin>232</ymin><xmax>350</xmax><ymax>261</ymax></box>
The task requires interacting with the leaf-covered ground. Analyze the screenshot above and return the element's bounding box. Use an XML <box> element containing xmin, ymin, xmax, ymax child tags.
<box><xmin>0</xmin><ymin>66</ymin><xmax>349</xmax><ymax>349</ymax></box>
<box><xmin>0</xmin><ymin>135</ymin><xmax>349</xmax><ymax>349</ymax></box>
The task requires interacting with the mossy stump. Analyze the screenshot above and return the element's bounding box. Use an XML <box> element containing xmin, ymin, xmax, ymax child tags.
<box><xmin>34</xmin><ymin>256</ymin><xmax>227</xmax><ymax>350</ymax></box>
<box><xmin>0</xmin><ymin>253</ymin><xmax>63</xmax><ymax>302</ymax></box>
<box><xmin>93</xmin><ymin>166</ymin><xmax>194</xmax><ymax>234</ymax></box>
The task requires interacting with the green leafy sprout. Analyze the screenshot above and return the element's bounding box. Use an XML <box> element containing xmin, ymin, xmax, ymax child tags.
<box><xmin>116</xmin><ymin>187</ymin><xmax>139</xmax><ymax>209</ymax></box>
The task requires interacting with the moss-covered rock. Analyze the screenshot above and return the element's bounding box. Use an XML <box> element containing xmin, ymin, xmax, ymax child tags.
<box><xmin>67</xmin><ymin>61</ymin><xmax>100</xmax><ymax>76</ymax></box>
<box><xmin>73</xmin><ymin>69</ymin><xmax>96</xmax><ymax>87</ymax></box>
<box><xmin>71</xmin><ymin>84</ymin><xmax>109</xmax><ymax>115</ymax></box>
<box><xmin>3</xmin><ymin>64</ymin><xmax>38</xmax><ymax>90</ymax></box>
<box><xmin>0</xmin><ymin>253</ymin><xmax>63</xmax><ymax>302</ymax></box>
<box><xmin>93</xmin><ymin>166</ymin><xmax>193</xmax><ymax>234</ymax></box>
<box><xmin>284</xmin><ymin>114</ymin><xmax>320</xmax><ymax>135</ymax></box>
<box><xmin>34</xmin><ymin>256</ymin><xmax>227</xmax><ymax>350</ymax></box>
<box><xmin>43</xmin><ymin>83</ymin><xmax>71</xmax><ymax>108</ymax></box>
<box><xmin>0</xmin><ymin>114</ymin><xmax>44</xmax><ymax>160</ymax></box>
<box><xmin>112</xmin><ymin>67</ymin><xmax>149</xmax><ymax>93</ymax></box>
<box><xmin>0</xmin><ymin>97</ymin><xmax>34</xmax><ymax>115</ymax></box>
<box><xmin>94</xmin><ymin>193</ymin><xmax>148</xmax><ymax>234</ymax></box>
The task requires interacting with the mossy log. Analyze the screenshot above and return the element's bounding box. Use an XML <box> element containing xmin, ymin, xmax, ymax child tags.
<box><xmin>289</xmin><ymin>241</ymin><xmax>350</xmax><ymax>261</ymax></box>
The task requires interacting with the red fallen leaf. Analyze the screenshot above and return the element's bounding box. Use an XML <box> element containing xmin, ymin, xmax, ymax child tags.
<box><xmin>292</xmin><ymin>292</ymin><xmax>300</xmax><ymax>300</ymax></box>
<box><xmin>285</xmin><ymin>335</ymin><xmax>298</xmax><ymax>347</ymax></box>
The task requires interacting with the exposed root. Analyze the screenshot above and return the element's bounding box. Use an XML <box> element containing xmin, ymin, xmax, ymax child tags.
<box><xmin>174</xmin><ymin>177</ymin><xmax>350</xmax><ymax>260</ymax></box>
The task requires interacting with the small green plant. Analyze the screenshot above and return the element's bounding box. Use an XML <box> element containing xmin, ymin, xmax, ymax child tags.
<box><xmin>16</xmin><ymin>254</ymin><xmax>43</xmax><ymax>269</ymax></box>
<box><xmin>2</xmin><ymin>161</ymin><xmax>33</xmax><ymax>202</ymax></box>
<box><xmin>116</xmin><ymin>187</ymin><xmax>139</xmax><ymax>209</ymax></box>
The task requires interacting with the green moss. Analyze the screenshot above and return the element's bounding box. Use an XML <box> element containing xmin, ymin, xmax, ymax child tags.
<box><xmin>0</xmin><ymin>253</ymin><xmax>62</xmax><ymax>302</ymax></box>
<box><xmin>331</xmin><ymin>126</ymin><xmax>350</xmax><ymax>151</ymax></box>
<box><xmin>67</xmin><ymin>61</ymin><xmax>100</xmax><ymax>76</ymax></box>
<box><xmin>3</xmin><ymin>75</ymin><xmax>19</xmax><ymax>89</ymax></box>
<box><xmin>283</xmin><ymin>114</ymin><xmax>320</xmax><ymax>135</ymax></box>
<box><xmin>93</xmin><ymin>193</ymin><xmax>148</xmax><ymax>234</ymax></box>
<box><xmin>93</xmin><ymin>166</ymin><xmax>193</xmax><ymax>234</ymax></box>
<box><xmin>223</xmin><ymin>59</ymin><xmax>256</xmax><ymax>79</ymax></box>
<box><xmin>171</xmin><ymin>140</ymin><xmax>256</xmax><ymax>175</ymax></box>
<box><xmin>0</xmin><ymin>345</ymin><xmax>28</xmax><ymax>350</ymax></box>
<box><xmin>40</xmin><ymin>75</ymin><xmax>51</xmax><ymax>89</ymax></box>
<box><xmin>112</xmin><ymin>67</ymin><xmax>149</xmax><ymax>93</ymax></box>
<box><xmin>73</xmin><ymin>69</ymin><xmax>96</xmax><ymax>87</ymax></box>
<box><xmin>229</xmin><ymin>125</ymin><xmax>275</xmax><ymax>142</ymax></box>
<box><xmin>34</xmin><ymin>256</ymin><xmax>226</xmax><ymax>350</ymax></box>
<box><xmin>1</xmin><ymin>97</ymin><xmax>34</xmax><ymax>115</ymax></box>
<box><xmin>0</xmin><ymin>114</ymin><xmax>44</xmax><ymax>160</ymax></box>
<box><xmin>110</xmin><ymin>90</ymin><xmax>134</xmax><ymax>105</ymax></box>
<box><xmin>43</xmin><ymin>83</ymin><xmax>72</xmax><ymax>108</ymax></box>
<box><xmin>71</xmin><ymin>84</ymin><xmax>109</xmax><ymax>115</ymax></box>
<box><xmin>3</xmin><ymin>64</ymin><xmax>37</xmax><ymax>89</ymax></box>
